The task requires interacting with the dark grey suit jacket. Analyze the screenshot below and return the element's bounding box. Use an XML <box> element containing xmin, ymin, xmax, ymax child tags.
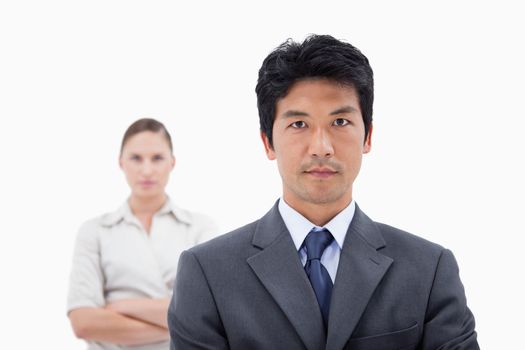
<box><xmin>168</xmin><ymin>202</ymin><xmax>478</xmax><ymax>349</ymax></box>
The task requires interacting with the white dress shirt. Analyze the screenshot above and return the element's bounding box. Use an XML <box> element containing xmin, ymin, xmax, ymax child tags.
<box><xmin>67</xmin><ymin>197</ymin><xmax>218</xmax><ymax>350</ymax></box>
<box><xmin>278</xmin><ymin>198</ymin><xmax>356</xmax><ymax>283</ymax></box>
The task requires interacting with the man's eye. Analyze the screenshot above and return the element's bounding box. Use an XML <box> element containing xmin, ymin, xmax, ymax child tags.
<box><xmin>291</xmin><ymin>121</ymin><xmax>307</xmax><ymax>128</ymax></box>
<box><xmin>153</xmin><ymin>155</ymin><xmax>164</xmax><ymax>161</ymax></box>
<box><xmin>333</xmin><ymin>118</ymin><xmax>350</xmax><ymax>126</ymax></box>
<box><xmin>131</xmin><ymin>155</ymin><xmax>141</xmax><ymax>161</ymax></box>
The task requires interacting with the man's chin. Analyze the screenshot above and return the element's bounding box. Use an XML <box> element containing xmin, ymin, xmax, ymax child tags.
<box><xmin>301</xmin><ymin>190</ymin><xmax>347</xmax><ymax>205</ymax></box>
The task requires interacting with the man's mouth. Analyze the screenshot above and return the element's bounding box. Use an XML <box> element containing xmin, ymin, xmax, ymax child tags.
<box><xmin>305</xmin><ymin>167</ymin><xmax>337</xmax><ymax>178</ymax></box>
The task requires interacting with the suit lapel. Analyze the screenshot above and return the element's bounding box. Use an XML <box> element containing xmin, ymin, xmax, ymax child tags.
<box><xmin>247</xmin><ymin>203</ymin><xmax>326</xmax><ymax>350</ymax></box>
<box><xmin>326</xmin><ymin>206</ymin><xmax>393</xmax><ymax>350</ymax></box>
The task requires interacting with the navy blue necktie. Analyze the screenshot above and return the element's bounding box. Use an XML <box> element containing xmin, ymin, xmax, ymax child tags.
<box><xmin>304</xmin><ymin>228</ymin><xmax>334</xmax><ymax>329</ymax></box>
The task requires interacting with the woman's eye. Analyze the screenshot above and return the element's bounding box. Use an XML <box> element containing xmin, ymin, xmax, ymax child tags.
<box><xmin>333</xmin><ymin>118</ymin><xmax>350</xmax><ymax>126</ymax></box>
<box><xmin>291</xmin><ymin>121</ymin><xmax>307</xmax><ymax>128</ymax></box>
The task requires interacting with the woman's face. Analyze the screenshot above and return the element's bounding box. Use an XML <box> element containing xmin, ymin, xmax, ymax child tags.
<box><xmin>119</xmin><ymin>131</ymin><xmax>175</xmax><ymax>199</ymax></box>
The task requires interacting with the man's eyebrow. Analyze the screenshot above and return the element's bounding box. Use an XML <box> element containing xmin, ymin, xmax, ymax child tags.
<box><xmin>281</xmin><ymin>110</ymin><xmax>310</xmax><ymax>118</ymax></box>
<box><xmin>330</xmin><ymin>106</ymin><xmax>358</xmax><ymax>115</ymax></box>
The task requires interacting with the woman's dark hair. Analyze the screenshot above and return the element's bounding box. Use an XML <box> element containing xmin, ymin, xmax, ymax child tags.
<box><xmin>120</xmin><ymin>118</ymin><xmax>173</xmax><ymax>154</ymax></box>
<box><xmin>255</xmin><ymin>34</ymin><xmax>374</xmax><ymax>147</ymax></box>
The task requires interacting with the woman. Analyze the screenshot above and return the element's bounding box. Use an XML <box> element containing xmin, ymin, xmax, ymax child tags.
<box><xmin>67</xmin><ymin>118</ymin><xmax>218</xmax><ymax>349</ymax></box>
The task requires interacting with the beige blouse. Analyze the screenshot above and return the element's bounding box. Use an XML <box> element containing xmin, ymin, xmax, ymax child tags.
<box><xmin>67</xmin><ymin>198</ymin><xmax>218</xmax><ymax>350</ymax></box>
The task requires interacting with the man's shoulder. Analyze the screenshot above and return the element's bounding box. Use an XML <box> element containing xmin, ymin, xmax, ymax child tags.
<box><xmin>188</xmin><ymin>219</ymin><xmax>260</xmax><ymax>256</ymax></box>
<box><xmin>374</xmin><ymin>221</ymin><xmax>445</xmax><ymax>261</ymax></box>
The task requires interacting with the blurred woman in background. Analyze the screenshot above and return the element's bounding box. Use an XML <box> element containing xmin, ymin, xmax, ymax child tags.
<box><xmin>67</xmin><ymin>118</ymin><xmax>217</xmax><ymax>350</ymax></box>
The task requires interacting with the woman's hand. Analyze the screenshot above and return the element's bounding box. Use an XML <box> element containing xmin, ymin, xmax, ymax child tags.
<box><xmin>69</xmin><ymin>307</ymin><xmax>169</xmax><ymax>345</ymax></box>
<box><xmin>105</xmin><ymin>298</ymin><xmax>171</xmax><ymax>328</ymax></box>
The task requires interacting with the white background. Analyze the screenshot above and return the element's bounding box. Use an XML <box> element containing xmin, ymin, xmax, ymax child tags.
<box><xmin>1</xmin><ymin>1</ymin><xmax>523</xmax><ymax>348</ymax></box>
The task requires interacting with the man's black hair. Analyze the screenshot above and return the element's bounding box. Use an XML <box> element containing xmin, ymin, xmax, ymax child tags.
<box><xmin>255</xmin><ymin>34</ymin><xmax>374</xmax><ymax>147</ymax></box>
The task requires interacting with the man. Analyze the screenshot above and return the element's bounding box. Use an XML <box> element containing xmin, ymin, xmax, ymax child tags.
<box><xmin>168</xmin><ymin>35</ymin><xmax>479</xmax><ymax>349</ymax></box>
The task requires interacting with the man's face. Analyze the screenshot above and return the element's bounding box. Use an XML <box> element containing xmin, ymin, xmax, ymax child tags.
<box><xmin>262</xmin><ymin>79</ymin><xmax>372</xmax><ymax>210</ymax></box>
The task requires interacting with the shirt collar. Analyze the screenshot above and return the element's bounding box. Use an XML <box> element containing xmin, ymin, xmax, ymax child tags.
<box><xmin>278</xmin><ymin>197</ymin><xmax>356</xmax><ymax>251</ymax></box>
<box><xmin>101</xmin><ymin>196</ymin><xmax>191</xmax><ymax>227</ymax></box>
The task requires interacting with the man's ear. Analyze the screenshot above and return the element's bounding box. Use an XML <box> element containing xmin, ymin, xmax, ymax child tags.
<box><xmin>170</xmin><ymin>155</ymin><xmax>176</xmax><ymax>170</ymax></box>
<box><xmin>260</xmin><ymin>131</ymin><xmax>276</xmax><ymax>160</ymax></box>
<box><xmin>363</xmin><ymin>123</ymin><xmax>373</xmax><ymax>154</ymax></box>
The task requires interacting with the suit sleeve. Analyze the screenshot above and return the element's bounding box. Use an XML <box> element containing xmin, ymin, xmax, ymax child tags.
<box><xmin>421</xmin><ymin>249</ymin><xmax>479</xmax><ymax>349</ymax></box>
<box><xmin>168</xmin><ymin>250</ymin><xmax>229</xmax><ymax>350</ymax></box>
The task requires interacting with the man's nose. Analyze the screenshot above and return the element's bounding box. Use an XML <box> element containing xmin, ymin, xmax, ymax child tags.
<box><xmin>308</xmin><ymin>128</ymin><xmax>334</xmax><ymax>158</ymax></box>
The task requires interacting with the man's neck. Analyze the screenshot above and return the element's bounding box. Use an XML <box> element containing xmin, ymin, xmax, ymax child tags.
<box><xmin>282</xmin><ymin>194</ymin><xmax>353</xmax><ymax>227</ymax></box>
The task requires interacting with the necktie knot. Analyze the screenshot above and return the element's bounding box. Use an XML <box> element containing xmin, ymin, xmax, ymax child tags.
<box><xmin>305</xmin><ymin>228</ymin><xmax>334</xmax><ymax>261</ymax></box>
